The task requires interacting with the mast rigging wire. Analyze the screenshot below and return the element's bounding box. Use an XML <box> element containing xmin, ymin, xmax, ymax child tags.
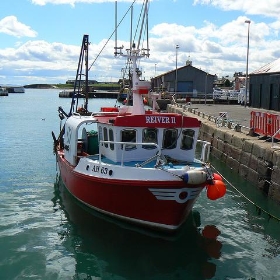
<box><xmin>88</xmin><ymin>0</ymin><xmax>144</xmax><ymax>71</ymax></box>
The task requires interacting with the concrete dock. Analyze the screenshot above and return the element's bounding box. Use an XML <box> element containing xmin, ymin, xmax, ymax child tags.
<box><xmin>168</xmin><ymin>102</ymin><xmax>280</xmax><ymax>203</ymax></box>
<box><xmin>179</xmin><ymin>103</ymin><xmax>279</xmax><ymax>128</ymax></box>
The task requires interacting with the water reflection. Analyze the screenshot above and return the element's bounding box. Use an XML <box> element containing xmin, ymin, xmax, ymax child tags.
<box><xmin>52</xmin><ymin>176</ymin><xmax>223</xmax><ymax>279</ymax></box>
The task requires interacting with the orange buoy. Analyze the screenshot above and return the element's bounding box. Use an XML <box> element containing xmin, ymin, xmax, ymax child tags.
<box><xmin>207</xmin><ymin>184</ymin><xmax>220</xmax><ymax>200</ymax></box>
<box><xmin>207</xmin><ymin>180</ymin><xmax>226</xmax><ymax>200</ymax></box>
<box><xmin>213</xmin><ymin>173</ymin><xmax>222</xmax><ymax>181</ymax></box>
<box><xmin>216</xmin><ymin>180</ymin><xmax>226</xmax><ymax>197</ymax></box>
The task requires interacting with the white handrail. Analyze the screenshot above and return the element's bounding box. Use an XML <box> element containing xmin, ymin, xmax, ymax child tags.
<box><xmin>197</xmin><ymin>140</ymin><xmax>211</xmax><ymax>162</ymax></box>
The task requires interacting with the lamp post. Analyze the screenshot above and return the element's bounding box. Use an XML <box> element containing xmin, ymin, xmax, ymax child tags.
<box><xmin>245</xmin><ymin>20</ymin><xmax>251</xmax><ymax>107</ymax></box>
<box><xmin>154</xmin><ymin>63</ymin><xmax>157</xmax><ymax>90</ymax></box>
<box><xmin>175</xmin><ymin>44</ymin><xmax>179</xmax><ymax>94</ymax></box>
<box><xmin>204</xmin><ymin>72</ymin><xmax>208</xmax><ymax>105</ymax></box>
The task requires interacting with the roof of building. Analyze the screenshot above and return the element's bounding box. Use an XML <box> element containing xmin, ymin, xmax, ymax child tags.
<box><xmin>154</xmin><ymin>64</ymin><xmax>214</xmax><ymax>79</ymax></box>
<box><xmin>251</xmin><ymin>58</ymin><xmax>280</xmax><ymax>75</ymax></box>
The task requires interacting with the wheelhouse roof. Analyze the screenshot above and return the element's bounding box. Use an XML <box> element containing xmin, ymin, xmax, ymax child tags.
<box><xmin>94</xmin><ymin>113</ymin><xmax>201</xmax><ymax>128</ymax></box>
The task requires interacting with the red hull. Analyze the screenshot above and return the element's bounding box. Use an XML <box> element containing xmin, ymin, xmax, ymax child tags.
<box><xmin>57</xmin><ymin>155</ymin><xmax>204</xmax><ymax>231</ymax></box>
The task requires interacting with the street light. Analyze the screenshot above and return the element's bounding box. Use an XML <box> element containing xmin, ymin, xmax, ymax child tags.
<box><xmin>175</xmin><ymin>44</ymin><xmax>179</xmax><ymax>94</ymax></box>
<box><xmin>245</xmin><ymin>20</ymin><xmax>251</xmax><ymax>107</ymax></box>
<box><xmin>154</xmin><ymin>63</ymin><xmax>157</xmax><ymax>77</ymax></box>
<box><xmin>204</xmin><ymin>72</ymin><xmax>208</xmax><ymax>105</ymax></box>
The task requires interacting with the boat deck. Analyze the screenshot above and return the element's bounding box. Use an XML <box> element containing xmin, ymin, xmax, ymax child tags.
<box><xmin>86</xmin><ymin>154</ymin><xmax>202</xmax><ymax>169</ymax></box>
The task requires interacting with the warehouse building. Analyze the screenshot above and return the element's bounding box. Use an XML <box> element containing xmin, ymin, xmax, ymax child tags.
<box><xmin>151</xmin><ymin>61</ymin><xmax>215</xmax><ymax>99</ymax></box>
<box><xmin>250</xmin><ymin>58</ymin><xmax>280</xmax><ymax>111</ymax></box>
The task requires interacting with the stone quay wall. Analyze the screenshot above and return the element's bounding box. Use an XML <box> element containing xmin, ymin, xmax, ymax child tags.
<box><xmin>168</xmin><ymin>103</ymin><xmax>280</xmax><ymax>204</ymax></box>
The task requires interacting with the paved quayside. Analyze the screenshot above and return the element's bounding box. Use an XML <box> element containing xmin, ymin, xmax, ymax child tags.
<box><xmin>168</xmin><ymin>103</ymin><xmax>280</xmax><ymax>203</ymax></box>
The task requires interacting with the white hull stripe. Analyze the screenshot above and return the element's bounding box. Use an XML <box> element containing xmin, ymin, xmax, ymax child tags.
<box><xmin>149</xmin><ymin>187</ymin><xmax>203</xmax><ymax>203</ymax></box>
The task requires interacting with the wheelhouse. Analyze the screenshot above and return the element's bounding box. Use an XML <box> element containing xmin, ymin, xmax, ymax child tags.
<box><xmin>63</xmin><ymin>113</ymin><xmax>201</xmax><ymax>166</ymax></box>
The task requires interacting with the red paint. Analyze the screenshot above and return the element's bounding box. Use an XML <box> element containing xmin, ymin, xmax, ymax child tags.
<box><xmin>57</xmin><ymin>153</ymin><xmax>205</xmax><ymax>229</ymax></box>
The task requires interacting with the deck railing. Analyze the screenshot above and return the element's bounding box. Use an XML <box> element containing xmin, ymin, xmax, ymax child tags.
<box><xmin>196</xmin><ymin>140</ymin><xmax>211</xmax><ymax>162</ymax></box>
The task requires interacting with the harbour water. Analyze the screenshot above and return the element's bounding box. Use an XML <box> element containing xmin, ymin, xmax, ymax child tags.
<box><xmin>0</xmin><ymin>89</ymin><xmax>280</xmax><ymax>279</ymax></box>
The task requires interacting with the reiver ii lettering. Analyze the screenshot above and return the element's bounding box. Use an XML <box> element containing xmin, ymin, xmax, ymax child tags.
<box><xmin>145</xmin><ymin>116</ymin><xmax>176</xmax><ymax>124</ymax></box>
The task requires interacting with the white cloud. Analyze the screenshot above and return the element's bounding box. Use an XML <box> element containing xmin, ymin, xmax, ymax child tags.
<box><xmin>2</xmin><ymin>0</ymin><xmax>280</xmax><ymax>84</ymax></box>
<box><xmin>31</xmin><ymin>0</ymin><xmax>142</xmax><ymax>6</ymax></box>
<box><xmin>0</xmin><ymin>40</ymin><xmax>79</xmax><ymax>69</ymax></box>
<box><xmin>193</xmin><ymin>0</ymin><xmax>280</xmax><ymax>19</ymax></box>
<box><xmin>0</xmin><ymin>16</ymin><xmax>37</xmax><ymax>38</ymax></box>
<box><xmin>1</xmin><ymin>17</ymin><xmax>276</xmax><ymax>85</ymax></box>
<box><xmin>147</xmin><ymin>15</ymin><xmax>280</xmax><ymax>78</ymax></box>
<box><xmin>0</xmin><ymin>38</ymin><xmax>127</xmax><ymax>84</ymax></box>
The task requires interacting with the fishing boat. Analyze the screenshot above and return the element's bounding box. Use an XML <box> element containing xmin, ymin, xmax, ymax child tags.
<box><xmin>52</xmin><ymin>0</ymin><xmax>226</xmax><ymax>232</ymax></box>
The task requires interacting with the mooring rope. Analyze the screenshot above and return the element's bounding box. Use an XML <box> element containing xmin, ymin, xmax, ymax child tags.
<box><xmin>211</xmin><ymin>164</ymin><xmax>280</xmax><ymax>222</ymax></box>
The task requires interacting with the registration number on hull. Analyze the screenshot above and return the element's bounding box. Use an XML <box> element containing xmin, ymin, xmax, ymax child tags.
<box><xmin>92</xmin><ymin>165</ymin><xmax>109</xmax><ymax>174</ymax></box>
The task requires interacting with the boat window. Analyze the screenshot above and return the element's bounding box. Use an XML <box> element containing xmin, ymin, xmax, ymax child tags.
<box><xmin>142</xmin><ymin>128</ymin><xmax>158</xmax><ymax>149</ymax></box>
<box><xmin>181</xmin><ymin>129</ymin><xmax>195</xmax><ymax>150</ymax></box>
<box><xmin>99</xmin><ymin>126</ymin><xmax>103</xmax><ymax>141</ymax></box>
<box><xmin>98</xmin><ymin>126</ymin><xmax>103</xmax><ymax>145</ymax></box>
<box><xmin>162</xmin><ymin>129</ymin><xmax>178</xmax><ymax>149</ymax></box>
<box><xmin>121</xmin><ymin>129</ymin><xmax>136</xmax><ymax>151</ymax></box>
<box><xmin>103</xmin><ymin>127</ymin><xmax>108</xmax><ymax>148</ymax></box>
<box><xmin>109</xmin><ymin>128</ymin><xmax>114</xmax><ymax>150</ymax></box>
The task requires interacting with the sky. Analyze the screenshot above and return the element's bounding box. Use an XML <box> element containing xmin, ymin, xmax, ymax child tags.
<box><xmin>1</xmin><ymin>0</ymin><xmax>280</xmax><ymax>86</ymax></box>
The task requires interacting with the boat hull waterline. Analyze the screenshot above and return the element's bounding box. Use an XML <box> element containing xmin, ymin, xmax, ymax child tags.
<box><xmin>57</xmin><ymin>153</ymin><xmax>208</xmax><ymax>231</ymax></box>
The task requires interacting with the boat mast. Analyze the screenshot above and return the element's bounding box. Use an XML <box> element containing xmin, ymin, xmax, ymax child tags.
<box><xmin>69</xmin><ymin>34</ymin><xmax>89</xmax><ymax>115</ymax></box>
<box><xmin>84</xmin><ymin>35</ymin><xmax>89</xmax><ymax>112</ymax></box>
<box><xmin>115</xmin><ymin>0</ymin><xmax>150</xmax><ymax>115</ymax></box>
<box><xmin>131</xmin><ymin>0</ymin><xmax>150</xmax><ymax>115</ymax></box>
<box><xmin>114</xmin><ymin>1</ymin><xmax>118</xmax><ymax>56</ymax></box>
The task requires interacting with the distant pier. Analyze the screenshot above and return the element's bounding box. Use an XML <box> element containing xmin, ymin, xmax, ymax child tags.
<box><xmin>6</xmin><ymin>86</ymin><xmax>25</xmax><ymax>93</ymax></box>
<box><xmin>59</xmin><ymin>89</ymin><xmax>119</xmax><ymax>99</ymax></box>
<box><xmin>0</xmin><ymin>87</ymin><xmax>8</xmax><ymax>96</ymax></box>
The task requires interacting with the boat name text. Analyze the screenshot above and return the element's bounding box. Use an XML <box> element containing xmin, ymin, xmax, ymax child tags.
<box><xmin>145</xmin><ymin>116</ymin><xmax>176</xmax><ymax>124</ymax></box>
<box><xmin>92</xmin><ymin>165</ymin><xmax>108</xmax><ymax>174</ymax></box>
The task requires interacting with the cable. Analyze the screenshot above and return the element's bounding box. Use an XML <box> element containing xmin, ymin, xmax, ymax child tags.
<box><xmin>211</xmin><ymin>164</ymin><xmax>280</xmax><ymax>222</ymax></box>
<box><xmin>88</xmin><ymin>0</ymin><xmax>138</xmax><ymax>71</ymax></box>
